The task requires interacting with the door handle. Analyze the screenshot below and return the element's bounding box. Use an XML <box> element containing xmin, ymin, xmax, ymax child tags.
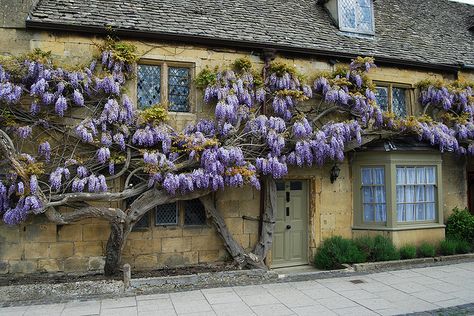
<box><xmin>286</xmin><ymin>207</ymin><xmax>289</xmax><ymax>216</ymax></box>
<box><xmin>286</xmin><ymin>225</ymin><xmax>292</xmax><ymax>229</ymax></box>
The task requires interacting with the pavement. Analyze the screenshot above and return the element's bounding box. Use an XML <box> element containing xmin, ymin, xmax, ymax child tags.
<box><xmin>2</xmin><ymin>261</ymin><xmax>474</xmax><ymax>316</ymax></box>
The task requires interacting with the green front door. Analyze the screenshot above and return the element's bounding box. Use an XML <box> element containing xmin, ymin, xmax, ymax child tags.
<box><xmin>271</xmin><ymin>180</ymin><xmax>308</xmax><ymax>268</ymax></box>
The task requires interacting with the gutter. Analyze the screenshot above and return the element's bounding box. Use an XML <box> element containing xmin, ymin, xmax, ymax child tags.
<box><xmin>25</xmin><ymin>20</ymin><xmax>462</xmax><ymax>74</ymax></box>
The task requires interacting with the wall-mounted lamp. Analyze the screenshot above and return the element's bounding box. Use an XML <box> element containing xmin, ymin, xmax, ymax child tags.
<box><xmin>330</xmin><ymin>164</ymin><xmax>341</xmax><ymax>183</ymax></box>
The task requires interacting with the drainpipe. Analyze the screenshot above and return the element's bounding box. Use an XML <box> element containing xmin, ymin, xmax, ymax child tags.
<box><xmin>258</xmin><ymin>49</ymin><xmax>276</xmax><ymax>237</ymax></box>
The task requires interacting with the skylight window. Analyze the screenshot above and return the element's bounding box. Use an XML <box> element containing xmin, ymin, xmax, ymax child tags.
<box><xmin>338</xmin><ymin>0</ymin><xmax>374</xmax><ymax>35</ymax></box>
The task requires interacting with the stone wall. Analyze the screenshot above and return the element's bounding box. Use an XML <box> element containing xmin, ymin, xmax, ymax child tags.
<box><xmin>0</xmin><ymin>27</ymin><xmax>471</xmax><ymax>274</ymax></box>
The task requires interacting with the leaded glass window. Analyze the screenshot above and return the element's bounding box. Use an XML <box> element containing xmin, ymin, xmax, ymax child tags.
<box><xmin>184</xmin><ymin>199</ymin><xmax>207</xmax><ymax>226</ymax></box>
<box><xmin>155</xmin><ymin>202</ymin><xmax>179</xmax><ymax>226</ymax></box>
<box><xmin>137</xmin><ymin>65</ymin><xmax>161</xmax><ymax>109</ymax></box>
<box><xmin>396</xmin><ymin>166</ymin><xmax>436</xmax><ymax>222</ymax></box>
<box><xmin>375</xmin><ymin>87</ymin><xmax>388</xmax><ymax>112</ymax></box>
<box><xmin>338</xmin><ymin>0</ymin><xmax>374</xmax><ymax>34</ymax></box>
<box><xmin>392</xmin><ymin>88</ymin><xmax>407</xmax><ymax>118</ymax></box>
<box><xmin>168</xmin><ymin>67</ymin><xmax>190</xmax><ymax>112</ymax></box>
<box><xmin>361</xmin><ymin>167</ymin><xmax>386</xmax><ymax>223</ymax></box>
<box><xmin>375</xmin><ymin>85</ymin><xmax>409</xmax><ymax>118</ymax></box>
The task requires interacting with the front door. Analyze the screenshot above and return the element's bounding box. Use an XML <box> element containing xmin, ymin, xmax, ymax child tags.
<box><xmin>271</xmin><ymin>180</ymin><xmax>308</xmax><ymax>268</ymax></box>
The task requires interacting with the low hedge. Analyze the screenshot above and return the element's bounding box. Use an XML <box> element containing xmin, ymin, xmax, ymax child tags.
<box><xmin>399</xmin><ymin>245</ymin><xmax>417</xmax><ymax>259</ymax></box>
<box><xmin>314</xmin><ymin>236</ymin><xmax>366</xmax><ymax>270</ymax></box>
<box><xmin>314</xmin><ymin>234</ymin><xmax>473</xmax><ymax>270</ymax></box>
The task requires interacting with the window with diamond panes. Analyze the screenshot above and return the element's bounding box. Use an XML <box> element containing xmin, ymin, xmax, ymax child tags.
<box><xmin>339</xmin><ymin>0</ymin><xmax>374</xmax><ymax>34</ymax></box>
<box><xmin>155</xmin><ymin>202</ymin><xmax>179</xmax><ymax>226</ymax></box>
<box><xmin>375</xmin><ymin>87</ymin><xmax>388</xmax><ymax>112</ymax></box>
<box><xmin>184</xmin><ymin>199</ymin><xmax>207</xmax><ymax>226</ymax></box>
<box><xmin>392</xmin><ymin>88</ymin><xmax>407</xmax><ymax>118</ymax></box>
<box><xmin>375</xmin><ymin>84</ymin><xmax>409</xmax><ymax>118</ymax></box>
<box><xmin>137</xmin><ymin>65</ymin><xmax>161</xmax><ymax>109</ymax></box>
<box><xmin>168</xmin><ymin>67</ymin><xmax>191</xmax><ymax>112</ymax></box>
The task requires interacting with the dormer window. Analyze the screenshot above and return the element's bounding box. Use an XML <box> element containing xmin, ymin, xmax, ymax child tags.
<box><xmin>322</xmin><ymin>0</ymin><xmax>375</xmax><ymax>35</ymax></box>
<box><xmin>339</xmin><ymin>0</ymin><xmax>374</xmax><ymax>34</ymax></box>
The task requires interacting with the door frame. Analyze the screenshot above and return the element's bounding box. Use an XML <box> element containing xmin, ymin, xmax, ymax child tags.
<box><xmin>269</xmin><ymin>176</ymin><xmax>314</xmax><ymax>268</ymax></box>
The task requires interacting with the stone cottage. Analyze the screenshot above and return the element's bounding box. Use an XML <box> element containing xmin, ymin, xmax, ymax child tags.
<box><xmin>0</xmin><ymin>0</ymin><xmax>473</xmax><ymax>274</ymax></box>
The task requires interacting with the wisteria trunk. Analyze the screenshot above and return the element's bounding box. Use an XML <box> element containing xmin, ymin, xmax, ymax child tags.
<box><xmin>104</xmin><ymin>221</ymin><xmax>126</xmax><ymax>276</ymax></box>
<box><xmin>199</xmin><ymin>194</ymin><xmax>266</xmax><ymax>269</ymax></box>
<box><xmin>253</xmin><ymin>176</ymin><xmax>277</xmax><ymax>261</ymax></box>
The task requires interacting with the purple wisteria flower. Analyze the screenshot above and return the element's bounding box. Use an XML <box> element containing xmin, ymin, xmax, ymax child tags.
<box><xmin>73</xmin><ymin>89</ymin><xmax>85</xmax><ymax>106</ymax></box>
<box><xmin>17</xmin><ymin>126</ymin><xmax>32</xmax><ymax>139</ymax></box>
<box><xmin>38</xmin><ymin>141</ymin><xmax>51</xmax><ymax>162</ymax></box>
<box><xmin>55</xmin><ymin>95</ymin><xmax>68</xmax><ymax>116</ymax></box>
<box><xmin>97</xmin><ymin>147</ymin><xmax>111</xmax><ymax>164</ymax></box>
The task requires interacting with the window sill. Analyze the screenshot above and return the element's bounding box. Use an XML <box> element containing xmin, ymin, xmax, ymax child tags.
<box><xmin>352</xmin><ymin>223</ymin><xmax>445</xmax><ymax>231</ymax></box>
<box><xmin>167</xmin><ymin>112</ymin><xmax>197</xmax><ymax>118</ymax></box>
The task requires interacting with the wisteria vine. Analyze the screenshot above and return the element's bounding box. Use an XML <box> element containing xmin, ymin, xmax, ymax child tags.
<box><xmin>0</xmin><ymin>42</ymin><xmax>473</xmax><ymax>226</ymax></box>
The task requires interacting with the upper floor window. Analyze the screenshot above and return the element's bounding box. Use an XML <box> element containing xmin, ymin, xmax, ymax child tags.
<box><xmin>137</xmin><ymin>62</ymin><xmax>192</xmax><ymax>112</ymax></box>
<box><xmin>375</xmin><ymin>84</ymin><xmax>411</xmax><ymax>118</ymax></box>
<box><xmin>338</xmin><ymin>0</ymin><xmax>374</xmax><ymax>34</ymax></box>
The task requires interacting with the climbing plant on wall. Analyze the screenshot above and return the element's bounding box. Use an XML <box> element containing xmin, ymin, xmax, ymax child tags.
<box><xmin>0</xmin><ymin>38</ymin><xmax>473</xmax><ymax>275</ymax></box>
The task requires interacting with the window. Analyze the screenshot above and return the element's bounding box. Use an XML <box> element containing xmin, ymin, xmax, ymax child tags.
<box><xmin>338</xmin><ymin>0</ymin><xmax>374</xmax><ymax>34</ymax></box>
<box><xmin>137</xmin><ymin>62</ymin><xmax>192</xmax><ymax>112</ymax></box>
<box><xmin>353</xmin><ymin>152</ymin><xmax>443</xmax><ymax>229</ymax></box>
<box><xmin>153</xmin><ymin>199</ymin><xmax>207</xmax><ymax>227</ymax></box>
<box><xmin>184</xmin><ymin>199</ymin><xmax>207</xmax><ymax>226</ymax></box>
<box><xmin>396</xmin><ymin>167</ymin><xmax>436</xmax><ymax>222</ymax></box>
<box><xmin>155</xmin><ymin>202</ymin><xmax>179</xmax><ymax>226</ymax></box>
<box><xmin>375</xmin><ymin>84</ymin><xmax>411</xmax><ymax>118</ymax></box>
<box><xmin>361</xmin><ymin>167</ymin><xmax>386</xmax><ymax>223</ymax></box>
<box><xmin>126</xmin><ymin>173</ymin><xmax>206</xmax><ymax>230</ymax></box>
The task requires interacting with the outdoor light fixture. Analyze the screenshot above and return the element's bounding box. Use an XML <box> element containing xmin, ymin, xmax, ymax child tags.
<box><xmin>330</xmin><ymin>164</ymin><xmax>341</xmax><ymax>183</ymax></box>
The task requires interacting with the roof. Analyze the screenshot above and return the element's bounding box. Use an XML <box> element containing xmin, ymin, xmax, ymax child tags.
<box><xmin>26</xmin><ymin>0</ymin><xmax>474</xmax><ymax>70</ymax></box>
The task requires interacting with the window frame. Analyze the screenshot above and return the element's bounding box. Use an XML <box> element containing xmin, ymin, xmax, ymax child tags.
<box><xmin>374</xmin><ymin>81</ymin><xmax>415</xmax><ymax>117</ymax></box>
<box><xmin>395</xmin><ymin>165</ymin><xmax>438</xmax><ymax>224</ymax></box>
<box><xmin>360</xmin><ymin>166</ymin><xmax>388</xmax><ymax>224</ymax></box>
<box><xmin>155</xmin><ymin>202</ymin><xmax>180</xmax><ymax>226</ymax></box>
<box><xmin>353</xmin><ymin>152</ymin><xmax>443</xmax><ymax>230</ymax></box>
<box><xmin>337</xmin><ymin>0</ymin><xmax>375</xmax><ymax>35</ymax></box>
<box><xmin>136</xmin><ymin>59</ymin><xmax>196</xmax><ymax>113</ymax></box>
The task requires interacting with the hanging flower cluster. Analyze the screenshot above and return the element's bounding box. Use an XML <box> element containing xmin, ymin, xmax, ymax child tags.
<box><xmin>313</xmin><ymin>57</ymin><xmax>381</xmax><ymax>126</ymax></box>
<box><xmin>418</xmin><ymin>79</ymin><xmax>473</xmax><ymax>113</ymax></box>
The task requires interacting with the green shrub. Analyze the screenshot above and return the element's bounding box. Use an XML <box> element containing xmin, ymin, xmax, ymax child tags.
<box><xmin>399</xmin><ymin>245</ymin><xmax>417</xmax><ymax>259</ymax></box>
<box><xmin>372</xmin><ymin>235</ymin><xmax>400</xmax><ymax>261</ymax></box>
<box><xmin>455</xmin><ymin>239</ymin><xmax>472</xmax><ymax>254</ymax></box>
<box><xmin>314</xmin><ymin>236</ymin><xmax>366</xmax><ymax>270</ymax></box>
<box><xmin>439</xmin><ymin>239</ymin><xmax>457</xmax><ymax>256</ymax></box>
<box><xmin>446</xmin><ymin>207</ymin><xmax>474</xmax><ymax>244</ymax></box>
<box><xmin>354</xmin><ymin>235</ymin><xmax>400</xmax><ymax>262</ymax></box>
<box><xmin>418</xmin><ymin>242</ymin><xmax>436</xmax><ymax>257</ymax></box>
<box><xmin>353</xmin><ymin>236</ymin><xmax>375</xmax><ymax>260</ymax></box>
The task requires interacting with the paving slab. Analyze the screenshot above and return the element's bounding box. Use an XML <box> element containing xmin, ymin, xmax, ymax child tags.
<box><xmin>2</xmin><ymin>262</ymin><xmax>474</xmax><ymax>316</ymax></box>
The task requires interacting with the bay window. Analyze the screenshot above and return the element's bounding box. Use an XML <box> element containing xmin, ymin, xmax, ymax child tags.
<box><xmin>353</xmin><ymin>152</ymin><xmax>443</xmax><ymax>230</ymax></box>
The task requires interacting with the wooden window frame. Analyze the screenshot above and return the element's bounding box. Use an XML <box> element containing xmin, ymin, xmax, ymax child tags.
<box><xmin>374</xmin><ymin>81</ymin><xmax>415</xmax><ymax>117</ymax></box>
<box><xmin>352</xmin><ymin>151</ymin><xmax>444</xmax><ymax>230</ymax></box>
<box><xmin>137</xmin><ymin>59</ymin><xmax>196</xmax><ymax>113</ymax></box>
